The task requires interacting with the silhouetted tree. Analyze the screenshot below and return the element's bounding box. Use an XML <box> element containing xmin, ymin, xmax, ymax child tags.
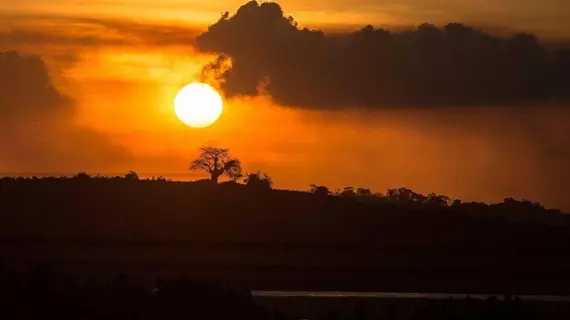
<box><xmin>73</xmin><ymin>172</ymin><xmax>91</xmax><ymax>181</ymax></box>
<box><xmin>124</xmin><ymin>171</ymin><xmax>139</xmax><ymax>181</ymax></box>
<box><xmin>387</xmin><ymin>187</ymin><xmax>426</xmax><ymax>203</ymax></box>
<box><xmin>310</xmin><ymin>184</ymin><xmax>330</xmax><ymax>196</ymax></box>
<box><xmin>339</xmin><ymin>187</ymin><xmax>356</xmax><ymax>198</ymax></box>
<box><xmin>244</xmin><ymin>171</ymin><xmax>273</xmax><ymax>190</ymax></box>
<box><xmin>426</xmin><ymin>193</ymin><xmax>451</xmax><ymax>206</ymax></box>
<box><xmin>190</xmin><ymin>147</ymin><xmax>242</xmax><ymax>183</ymax></box>
<box><xmin>356</xmin><ymin>188</ymin><xmax>373</xmax><ymax>197</ymax></box>
<box><xmin>451</xmin><ymin>199</ymin><xmax>462</xmax><ymax>207</ymax></box>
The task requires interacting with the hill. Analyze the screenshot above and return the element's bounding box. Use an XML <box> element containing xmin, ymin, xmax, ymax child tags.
<box><xmin>1</xmin><ymin>176</ymin><xmax>570</xmax><ymax>294</ymax></box>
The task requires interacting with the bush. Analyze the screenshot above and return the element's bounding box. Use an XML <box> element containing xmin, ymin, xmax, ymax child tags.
<box><xmin>244</xmin><ymin>171</ymin><xmax>273</xmax><ymax>190</ymax></box>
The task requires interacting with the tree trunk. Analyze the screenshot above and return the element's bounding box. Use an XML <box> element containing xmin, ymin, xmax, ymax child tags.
<box><xmin>210</xmin><ymin>172</ymin><xmax>221</xmax><ymax>184</ymax></box>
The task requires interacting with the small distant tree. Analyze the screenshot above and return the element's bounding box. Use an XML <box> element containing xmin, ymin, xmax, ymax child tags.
<box><xmin>310</xmin><ymin>185</ymin><xmax>330</xmax><ymax>196</ymax></box>
<box><xmin>244</xmin><ymin>171</ymin><xmax>273</xmax><ymax>190</ymax></box>
<box><xmin>426</xmin><ymin>193</ymin><xmax>450</xmax><ymax>206</ymax></box>
<box><xmin>387</xmin><ymin>187</ymin><xmax>426</xmax><ymax>203</ymax></box>
<box><xmin>124</xmin><ymin>171</ymin><xmax>139</xmax><ymax>181</ymax></box>
<box><xmin>339</xmin><ymin>187</ymin><xmax>356</xmax><ymax>198</ymax></box>
<box><xmin>356</xmin><ymin>188</ymin><xmax>373</xmax><ymax>197</ymax></box>
<box><xmin>189</xmin><ymin>147</ymin><xmax>242</xmax><ymax>184</ymax></box>
<box><xmin>73</xmin><ymin>172</ymin><xmax>91</xmax><ymax>181</ymax></box>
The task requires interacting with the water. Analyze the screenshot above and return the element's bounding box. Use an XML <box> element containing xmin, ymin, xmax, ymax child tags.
<box><xmin>252</xmin><ymin>291</ymin><xmax>570</xmax><ymax>302</ymax></box>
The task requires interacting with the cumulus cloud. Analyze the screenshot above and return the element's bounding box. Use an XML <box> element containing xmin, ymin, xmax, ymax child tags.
<box><xmin>0</xmin><ymin>51</ymin><xmax>131</xmax><ymax>173</ymax></box>
<box><xmin>197</xmin><ymin>1</ymin><xmax>570</xmax><ymax>109</ymax></box>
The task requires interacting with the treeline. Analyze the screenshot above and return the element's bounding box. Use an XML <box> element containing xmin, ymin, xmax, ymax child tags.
<box><xmin>0</xmin><ymin>171</ymin><xmax>171</xmax><ymax>182</ymax></box>
<box><xmin>310</xmin><ymin>185</ymin><xmax>567</xmax><ymax>223</ymax></box>
<box><xmin>0</xmin><ymin>172</ymin><xmax>567</xmax><ymax>229</ymax></box>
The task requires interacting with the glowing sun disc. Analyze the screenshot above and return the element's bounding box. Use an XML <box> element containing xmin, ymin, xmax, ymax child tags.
<box><xmin>174</xmin><ymin>82</ymin><xmax>223</xmax><ymax>128</ymax></box>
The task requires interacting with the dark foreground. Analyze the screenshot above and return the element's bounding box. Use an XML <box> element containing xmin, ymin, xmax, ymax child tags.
<box><xmin>3</xmin><ymin>239</ymin><xmax>570</xmax><ymax>295</ymax></box>
<box><xmin>1</xmin><ymin>177</ymin><xmax>570</xmax><ymax>294</ymax></box>
<box><xmin>2</xmin><ymin>266</ymin><xmax>570</xmax><ymax>320</ymax></box>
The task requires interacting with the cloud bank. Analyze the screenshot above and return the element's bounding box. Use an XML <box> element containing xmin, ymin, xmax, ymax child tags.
<box><xmin>0</xmin><ymin>51</ymin><xmax>131</xmax><ymax>173</ymax></box>
<box><xmin>197</xmin><ymin>1</ymin><xmax>570</xmax><ymax>109</ymax></box>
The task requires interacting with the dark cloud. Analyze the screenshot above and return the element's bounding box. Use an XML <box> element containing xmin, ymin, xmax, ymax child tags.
<box><xmin>0</xmin><ymin>51</ymin><xmax>70</xmax><ymax>120</ymax></box>
<box><xmin>197</xmin><ymin>1</ymin><xmax>570</xmax><ymax>109</ymax></box>
<box><xmin>0</xmin><ymin>51</ymin><xmax>131</xmax><ymax>172</ymax></box>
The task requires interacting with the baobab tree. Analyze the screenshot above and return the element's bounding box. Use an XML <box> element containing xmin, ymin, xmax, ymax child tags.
<box><xmin>189</xmin><ymin>147</ymin><xmax>242</xmax><ymax>183</ymax></box>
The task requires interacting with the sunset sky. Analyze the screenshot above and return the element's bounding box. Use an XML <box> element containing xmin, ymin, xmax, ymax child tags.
<box><xmin>5</xmin><ymin>0</ymin><xmax>570</xmax><ymax>37</ymax></box>
<box><xmin>1</xmin><ymin>0</ymin><xmax>570</xmax><ymax>209</ymax></box>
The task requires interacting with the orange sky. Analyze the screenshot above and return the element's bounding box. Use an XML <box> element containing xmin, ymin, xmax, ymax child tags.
<box><xmin>1</xmin><ymin>1</ymin><xmax>570</xmax><ymax>209</ymax></box>
<box><xmin>4</xmin><ymin>0</ymin><xmax>570</xmax><ymax>37</ymax></box>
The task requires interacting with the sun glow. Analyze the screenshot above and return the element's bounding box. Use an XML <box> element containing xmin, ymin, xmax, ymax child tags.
<box><xmin>174</xmin><ymin>82</ymin><xmax>223</xmax><ymax>128</ymax></box>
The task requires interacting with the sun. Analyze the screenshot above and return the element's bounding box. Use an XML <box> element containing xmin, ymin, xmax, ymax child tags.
<box><xmin>174</xmin><ymin>82</ymin><xmax>223</xmax><ymax>128</ymax></box>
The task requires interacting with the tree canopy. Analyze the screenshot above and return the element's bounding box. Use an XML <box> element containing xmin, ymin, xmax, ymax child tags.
<box><xmin>189</xmin><ymin>147</ymin><xmax>242</xmax><ymax>183</ymax></box>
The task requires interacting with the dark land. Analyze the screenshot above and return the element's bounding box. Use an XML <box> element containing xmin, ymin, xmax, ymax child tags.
<box><xmin>4</xmin><ymin>267</ymin><xmax>570</xmax><ymax>320</ymax></box>
<box><xmin>1</xmin><ymin>176</ymin><xmax>570</xmax><ymax>296</ymax></box>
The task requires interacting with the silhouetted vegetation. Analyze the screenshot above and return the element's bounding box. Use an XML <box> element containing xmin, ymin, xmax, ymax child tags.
<box><xmin>190</xmin><ymin>146</ymin><xmax>242</xmax><ymax>183</ymax></box>
<box><xmin>244</xmin><ymin>171</ymin><xmax>273</xmax><ymax>190</ymax></box>
<box><xmin>310</xmin><ymin>184</ymin><xmax>331</xmax><ymax>196</ymax></box>
<box><xmin>198</xmin><ymin>1</ymin><xmax>570</xmax><ymax>109</ymax></box>
<box><xmin>125</xmin><ymin>170</ymin><xmax>140</xmax><ymax>181</ymax></box>
<box><xmin>1</xmin><ymin>170</ymin><xmax>570</xmax><ymax>294</ymax></box>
